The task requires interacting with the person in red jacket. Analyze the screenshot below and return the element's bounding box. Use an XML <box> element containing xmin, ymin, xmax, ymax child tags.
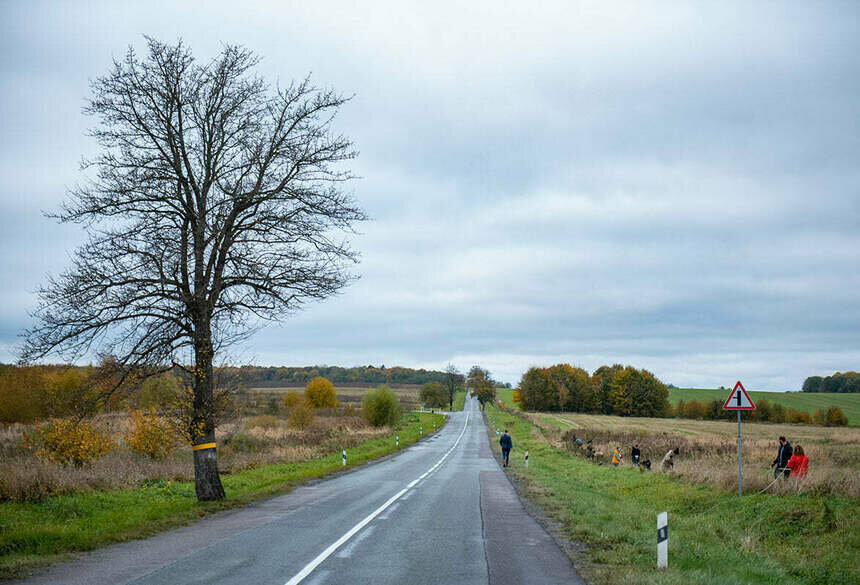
<box><xmin>786</xmin><ymin>444</ymin><xmax>809</xmax><ymax>478</ymax></box>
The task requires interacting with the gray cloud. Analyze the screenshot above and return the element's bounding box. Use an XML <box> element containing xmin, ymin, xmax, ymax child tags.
<box><xmin>1</xmin><ymin>1</ymin><xmax>858</xmax><ymax>389</ymax></box>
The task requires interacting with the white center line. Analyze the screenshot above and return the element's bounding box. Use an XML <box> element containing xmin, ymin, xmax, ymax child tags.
<box><xmin>283</xmin><ymin>408</ymin><xmax>472</xmax><ymax>585</ymax></box>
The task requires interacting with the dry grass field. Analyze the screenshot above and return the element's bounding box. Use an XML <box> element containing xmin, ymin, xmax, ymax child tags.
<box><xmin>0</xmin><ymin>409</ymin><xmax>391</xmax><ymax>503</ymax></box>
<box><xmin>524</xmin><ymin>411</ymin><xmax>860</xmax><ymax>497</ymax></box>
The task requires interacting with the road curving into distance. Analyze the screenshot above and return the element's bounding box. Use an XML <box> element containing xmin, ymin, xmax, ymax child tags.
<box><xmin>14</xmin><ymin>395</ymin><xmax>584</xmax><ymax>585</ymax></box>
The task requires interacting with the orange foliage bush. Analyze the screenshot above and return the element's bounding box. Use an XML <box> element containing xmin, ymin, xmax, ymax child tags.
<box><xmin>125</xmin><ymin>410</ymin><xmax>176</xmax><ymax>459</ymax></box>
<box><xmin>305</xmin><ymin>377</ymin><xmax>338</xmax><ymax>408</ymax></box>
<box><xmin>825</xmin><ymin>406</ymin><xmax>848</xmax><ymax>426</ymax></box>
<box><xmin>24</xmin><ymin>418</ymin><xmax>114</xmax><ymax>466</ymax></box>
<box><xmin>788</xmin><ymin>409</ymin><xmax>812</xmax><ymax>424</ymax></box>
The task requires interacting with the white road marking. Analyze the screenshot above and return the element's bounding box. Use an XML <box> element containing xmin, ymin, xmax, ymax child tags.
<box><xmin>377</xmin><ymin>502</ymin><xmax>400</xmax><ymax>520</ymax></box>
<box><xmin>283</xmin><ymin>409</ymin><xmax>472</xmax><ymax>585</ymax></box>
<box><xmin>335</xmin><ymin>525</ymin><xmax>377</xmax><ymax>558</ymax></box>
<box><xmin>302</xmin><ymin>569</ymin><xmax>330</xmax><ymax>585</ymax></box>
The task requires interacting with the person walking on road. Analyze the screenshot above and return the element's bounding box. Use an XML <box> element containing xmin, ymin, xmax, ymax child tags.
<box><xmin>786</xmin><ymin>444</ymin><xmax>809</xmax><ymax>478</ymax></box>
<box><xmin>500</xmin><ymin>429</ymin><xmax>513</xmax><ymax>468</ymax></box>
<box><xmin>771</xmin><ymin>436</ymin><xmax>793</xmax><ymax>479</ymax></box>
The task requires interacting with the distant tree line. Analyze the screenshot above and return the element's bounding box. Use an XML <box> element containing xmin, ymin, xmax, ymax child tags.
<box><xmin>802</xmin><ymin>372</ymin><xmax>860</xmax><ymax>393</ymax></box>
<box><xmin>219</xmin><ymin>365</ymin><xmax>449</xmax><ymax>387</ymax></box>
<box><xmin>0</xmin><ymin>362</ymin><xmax>451</xmax><ymax>424</ymax></box>
<box><xmin>516</xmin><ymin>363</ymin><xmax>670</xmax><ymax>417</ymax></box>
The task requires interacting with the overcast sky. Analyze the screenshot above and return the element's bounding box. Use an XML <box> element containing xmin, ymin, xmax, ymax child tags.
<box><xmin>1</xmin><ymin>1</ymin><xmax>858</xmax><ymax>390</ymax></box>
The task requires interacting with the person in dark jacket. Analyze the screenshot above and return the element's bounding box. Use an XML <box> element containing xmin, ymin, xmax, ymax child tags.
<box><xmin>631</xmin><ymin>444</ymin><xmax>641</xmax><ymax>467</ymax></box>
<box><xmin>500</xmin><ymin>429</ymin><xmax>513</xmax><ymax>467</ymax></box>
<box><xmin>770</xmin><ymin>436</ymin><xmax>793</xmax><ymax>479</ymax></box>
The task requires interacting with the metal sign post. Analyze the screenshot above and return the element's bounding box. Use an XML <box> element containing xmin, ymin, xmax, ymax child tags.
<box><xmin>722</xmin><ymin>381</ymin><xmax>756</xmax><ymax>497</ymax></box>
<box><xmin>736</xmin><ymin>410</ymin><xmax>742</xmax><ymax>498</ymax></box>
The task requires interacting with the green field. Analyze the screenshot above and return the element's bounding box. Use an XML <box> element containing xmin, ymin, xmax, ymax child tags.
<box><xmin>669</xmin><ymin>388</ymin><xmax>860</xmax><ymax>425</ymax></box>
<box><xmin>485</xmin><ymin>405</ymin><xmax>859</xmax><ymax>585</ymax></box>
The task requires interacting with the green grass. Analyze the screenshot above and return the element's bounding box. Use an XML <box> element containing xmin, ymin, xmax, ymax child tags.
<box><xmin>452</xmin><ymin>390</ymin><xmax>466</xmax><ymax>411</ymax></box>
<box><xmin>496</xmin><ymin>387</ymin><xmax>518</xmax><ymax>409</ymax></box>
<box><xmin>0</xmin><ymin>412</ymin><xmax>445</xmax><ymax>578</ymax></box>
<box><xmin>670</xmin><ymin>388</ymin><xmax>860</xmax><ymax>426</ymax></box>
<box><xmin>484</xmin><ymin>406</ymin><xmax>859</xmax><ymax>585</ymax></box>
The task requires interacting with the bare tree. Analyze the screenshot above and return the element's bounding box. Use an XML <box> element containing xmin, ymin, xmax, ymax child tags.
<box><xmin>20</xmin><ymin>38</ymin><xmax>366</xmax><ymax>501</ymax></box>
<box><xmin>443</xmin><ymin>363</ymin><xmax>464</xmax><ymax>411</ymax></box>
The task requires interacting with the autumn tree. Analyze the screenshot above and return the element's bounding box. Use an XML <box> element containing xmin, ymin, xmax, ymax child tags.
<box><xmin>547</xmin><ymin>364</ymin><xmax>594</xmax><ymax>412</ymax></box>
<box><xmin>20</xmin><ymin>39</ymin><xmax>365</xmax><ymax>501</ymax></box>
<box><xmin>518</xmin><ymin>367</ymin><xmax>555</xmax><ymax>411</ymax></box>
<box><xmin>305</xmin><ymin>377</ymin><xmax>338</xmax><ymax>408</ymax></box>
<box><xmin>609</xmin><ymin>367</ymin><xmax>669</xmax><ymax>417</ymax></box>
<box><xmin>420</xmin><ymin>381</ymin><xmax>447</xmax><ymax>409</ymax></box>
<box><xmin>592</xmin><ymin>364</ymin><xmax>624</xmax><ymax>414</ymax></box>
<box><xmin>467</xmin><ymin>366</ymin><xmax>496</xmax><ymax>410</ymax></box>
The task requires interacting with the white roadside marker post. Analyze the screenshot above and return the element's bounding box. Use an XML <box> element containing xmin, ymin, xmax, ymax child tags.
<box><xmin>525</xmin><ymin>450</ymin><xmax>529</xmax><ymax>468</ymax></box>
<box><xmin>420</xmin><ymin>426</ymin><xmax>423</xmax><ymax>436</ymax></box>
<box><xmin>342</xmin><ymin>450</ymin><xmax>346</xmax><ymax>466</ymax></box>
<box><xmin>395</xmin><ymin>435</ymin><xmax>399</xmax><ymax>447</ymax></box>
<box><xmin>657</xmin><ymin>512</ymin><xmax>668</xmax><ymax>568</ymax></box>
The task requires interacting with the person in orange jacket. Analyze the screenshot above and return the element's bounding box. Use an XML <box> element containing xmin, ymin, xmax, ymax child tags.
<box><xmin>786</xmin><ymin>444</ymin><xmax>809</xmax><ymax>478</ymax></box>
<box><xmin>611</xmin><ymin>446</ymin><xmax>623</xmax><ymax>467</ymax></box>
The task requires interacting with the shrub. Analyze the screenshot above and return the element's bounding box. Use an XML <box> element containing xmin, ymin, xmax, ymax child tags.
<box><xmin>25</xmin><ymin>418</ymin><xmax>114</xmax><ymax>466</ymax></box>
<box><xmin>125</xmin><ymin>410</ymin><xmax>176</xmax><ymax>459</ymax></box>
<box><xmin>812</xmin><ymin>408</ymin><xmax>827</xmax><ymax>425</ymax></box>
<box><xmin>288</xmin><ymin>404</ymin><xmax>316</xmax><ymax>429</ymax></box>
<box><xmin>787</xmin><ymin>409</ymin><xmax>811</xmax><ymax>424</ymax></box>
<box><xmin>265</xmin><ymin>398</ymin><xmax>280</xmax><ymax>414</ymax></box>
<box><xmin>305</xmin><ymin>377</ymin><xmax>338</xmax><ymax>408</ymax></box>
<box><xmin>771</xmin><ymin>403</ymin><xmax>787</xmax><ymax>423</ymax></box>
<box><xmin>362</xmin><ymin>385</ymin><xmax>402</xmax><ymax>427</ymax></box>
<box><xmin>756</xmin><ymin>399</ymin><xmax>773</xmax><ymax>422</ymax></box>
<box><xmin>245</xmin><ymin>414</ymin><xmax>281</xmax><ymax>430</ymax></box>
<box><xmin>825</xmin><ymin>406</ymin><xmax>848</xmax><ymax>426</ymax></box>
<box><xmin>682</xmin><ymin>400</ymin><xmax>708</xmax><ymax>420</ymax></box>
<box><xmin>420</xmin><ymin>381</ymin><xmax>447</xmax><ymax>409</ymax></box>
<box><xmin>283</xmin><ymin>390</ymin><xmax>303</xmax><ymax>409</ymax></box>
<box><xmin>228</xmin><ymin>432</ymin><xmax>261</xmax><ymax>452</ymax></box>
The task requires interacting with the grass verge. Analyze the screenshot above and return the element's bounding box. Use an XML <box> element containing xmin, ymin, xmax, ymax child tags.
<box><xmin>484</xmin><ymin>406</ymin><xmax>859</xmax><ymax>585</ymax></box>
<box><xmin>452</xmin><ymin>391</ymin><xmax>466</xmax><ymax>411</ymax></box>
<box><xmin>0</xmin><ymin>411</ymin><xmax>444</xmax><ymax>578</ymax></box>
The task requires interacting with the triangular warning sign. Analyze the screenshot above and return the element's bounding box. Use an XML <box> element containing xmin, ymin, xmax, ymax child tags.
<box><xmin>723</xmin><ymin>381</ymin><xmax>756</xmax><ymax>410</ymax></box>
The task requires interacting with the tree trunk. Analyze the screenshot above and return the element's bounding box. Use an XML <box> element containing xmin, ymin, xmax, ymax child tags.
<box><xmin>191</xmin><ymin>322</ymin><xmax>225</xmax><ymax>501</ymax></box>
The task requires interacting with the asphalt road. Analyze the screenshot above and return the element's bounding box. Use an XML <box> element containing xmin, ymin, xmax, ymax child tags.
<box><xmin>15</xmin><ymin>396</ymin><xmax>584</xmax><ymax>585</ymax></box>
